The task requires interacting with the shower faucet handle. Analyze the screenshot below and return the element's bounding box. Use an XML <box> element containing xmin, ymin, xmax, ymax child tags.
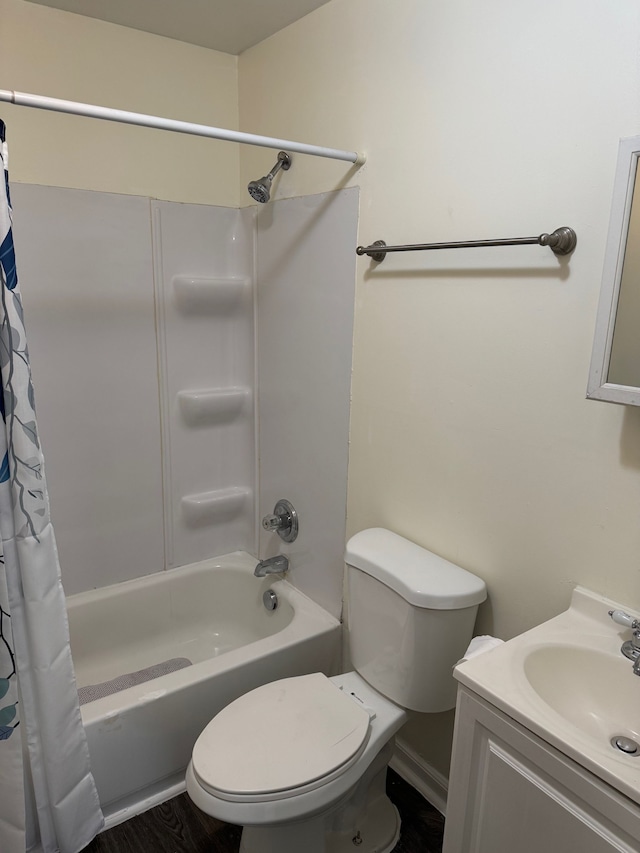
<box><xmin>261</xmin><ymin>499</ymin><xmax>298</xmax><ymax>543</ymax></box>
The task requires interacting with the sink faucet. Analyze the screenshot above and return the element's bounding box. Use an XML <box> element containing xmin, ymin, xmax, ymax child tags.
<box><xmin>254</xmin><ymin>554</ymin><xmax>289</xmax><ymax>577</ymax></box>
<box><xmin>608</xmin><ymin>609</ymin><xmax>640</xmax><ymax>675</ymax></box>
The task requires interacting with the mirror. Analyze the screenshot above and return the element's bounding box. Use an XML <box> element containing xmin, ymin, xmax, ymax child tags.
<box><xmin>588</xmin><ymin>137</ymin><xmax>640</xmax><ymax>405</ymax></box>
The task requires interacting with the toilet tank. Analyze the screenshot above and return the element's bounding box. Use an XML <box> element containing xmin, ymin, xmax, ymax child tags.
<box><xmin>345</xmin><ymin>528</ymin><xmax>487</xmax><ymax>713</ymax></box>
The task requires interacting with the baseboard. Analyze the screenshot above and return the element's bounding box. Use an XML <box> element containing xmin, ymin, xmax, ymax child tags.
<box><xmin>389</xmin><ymin>737</ymin><xmax>448</xmax><ymax>816</ymax></box>
<box><xmin>100</xmin><ymin>773</ymin><xmax>187</xmax><ymax>831</ymax></box>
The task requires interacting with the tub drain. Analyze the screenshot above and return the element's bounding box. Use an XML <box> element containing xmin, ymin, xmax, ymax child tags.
<box><xmin>611</xmin><ymin>735</ymin><xmax>640</xmax><ymax>756</ymax></box>
<box><xmin>263</xmin><ymin>589</ymin><xmax>278</xmax><ymax>611</ymax></box>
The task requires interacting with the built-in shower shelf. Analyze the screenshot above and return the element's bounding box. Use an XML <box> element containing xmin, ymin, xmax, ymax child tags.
<box><xmin>181</xmin><ymin>486</ymin><xmax>251</xmax><ymax>527</ymax></box>
<box><xmin>178</xmin><ymin>388</ymin><xmax>250</xmax><ymax>426</ymax></box>
<box><xmin>172</xmin><ymin>275</ymin><xmax>249</xmax><ymax>314</ymax></box>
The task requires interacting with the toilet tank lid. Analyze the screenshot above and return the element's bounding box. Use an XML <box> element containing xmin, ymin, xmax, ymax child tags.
<box><xmin>345</xmin><ymin>528</ymin><xmax>487</xmax><ymax>609</ymax></box>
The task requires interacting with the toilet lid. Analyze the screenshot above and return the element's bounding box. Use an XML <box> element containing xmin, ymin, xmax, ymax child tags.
<box><xmin>191</xmin><ymin>673</ymin><xmax>371</xmax><ymax>799</ymax></box>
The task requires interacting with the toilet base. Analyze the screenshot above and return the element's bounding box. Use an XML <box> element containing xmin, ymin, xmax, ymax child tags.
<box><xmin>239</xmin><ymin>744</ymin><xmax>400</xmax><ymax>853</ymax></box>
<box><xmin>326</xmin><ymin>797</ymin><xmax>400</xmax><ymax>853</ymax></box>
<box><xmin>238</xmin><ymin>799</ymin><xmax>400</xmax><ymax>853</ymax></box>
<box><xmin>239</xmin><ymin>815</ymin><xmax>328</xmax><ymax>853</ymax></box>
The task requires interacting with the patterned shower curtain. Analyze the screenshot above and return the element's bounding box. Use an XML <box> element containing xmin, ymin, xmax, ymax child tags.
<box><xmin>0</xmin><ymin>123</ymin><xmax>103</xmax><ymax>852</ymax></box>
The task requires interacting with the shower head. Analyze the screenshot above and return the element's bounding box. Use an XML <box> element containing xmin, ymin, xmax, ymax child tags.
<box><xmin>248</xmin><ymin>151</ymin><xmax>291</xmax><ymax>203</ymax></box>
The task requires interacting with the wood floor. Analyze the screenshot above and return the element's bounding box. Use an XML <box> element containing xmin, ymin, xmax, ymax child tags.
<box><xmin>82</xmin><ymin>770</ymin><xmax>444</xmax><ymax>853</ymax></box>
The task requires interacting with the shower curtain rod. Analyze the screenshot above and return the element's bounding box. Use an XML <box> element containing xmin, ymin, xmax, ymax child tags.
<box><xmin>0</xmin><ymin>89</ymin><xmax>365</xmax><ymax>165</ymax></box>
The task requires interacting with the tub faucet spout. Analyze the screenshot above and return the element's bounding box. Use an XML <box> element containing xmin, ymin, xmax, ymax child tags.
<box><xmin>254</xmin><ymin>555</ymin><xmax>289</xmax><ymax>577</ymax></box>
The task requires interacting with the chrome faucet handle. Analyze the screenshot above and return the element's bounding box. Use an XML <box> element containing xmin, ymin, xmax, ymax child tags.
<box><xmin>261</xmin><ymin>499</ymin><xmax>299</xmax><ymax>543</ymax></box>
<box><xmin>609</xmin><ymin>610</ymin><xmax>640</xmax><ymax>668</ymax></box>
<box><xmin>609</xmin><ymin>610</ymin><xmax>640</xmax><ymax>631</ymax></box>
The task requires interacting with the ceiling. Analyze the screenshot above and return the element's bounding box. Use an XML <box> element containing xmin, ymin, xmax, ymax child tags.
<box><xmin>24</xmin><ymin>0</ymin><xmax>333</xmax><ymax>54</ymax></box>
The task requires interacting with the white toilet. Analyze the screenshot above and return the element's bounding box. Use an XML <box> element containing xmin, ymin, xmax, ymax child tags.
<box><xmin>186</xmin><ymin>528</ymin><xmax>486</xmax><ymax>853</ymax></box>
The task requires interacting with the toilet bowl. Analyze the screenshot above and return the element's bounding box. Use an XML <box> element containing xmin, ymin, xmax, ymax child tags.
<box><xmin>187</xmin><ymin>528</ymin><xmax>487</xmax><ymax>853</ymax></box>
<box><xmin>187</xmin><ymin>671</ymin><xmax>406</xmax><ymax>852</ymax></box>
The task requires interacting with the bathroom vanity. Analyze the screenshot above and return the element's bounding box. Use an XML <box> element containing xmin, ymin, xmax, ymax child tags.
<box><xmin>443</xmin><ymin>588</ymin><xmax>640</xmax><ymax>853</ymax></box>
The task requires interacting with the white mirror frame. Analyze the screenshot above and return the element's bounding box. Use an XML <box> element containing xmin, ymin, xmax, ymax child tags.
<box><xmin>588</xmin><ymin>136</ymin><xmax>640</xmax><ymax>406</ymax></box>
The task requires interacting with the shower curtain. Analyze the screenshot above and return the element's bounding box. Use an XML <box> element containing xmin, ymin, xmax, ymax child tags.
<box><xmin>0</xmin><ymin>123</ymin><xmax>103</xmax><ymax>852</ymax></box>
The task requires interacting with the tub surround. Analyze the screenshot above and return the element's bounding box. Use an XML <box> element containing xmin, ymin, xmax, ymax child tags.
<box><xmin>12</xmin><ymin>183</ymin><xmax>358</xmax><ymax>621</ymax></box>
<box><xmin>152</xmin><ymin>199</ymin><xmax>256</xmax><ymax>568</ymax></box>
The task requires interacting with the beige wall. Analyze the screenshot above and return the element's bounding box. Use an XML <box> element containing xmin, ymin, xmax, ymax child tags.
<box><xmin>240</xmin><ymin>0</ymin><xmax>640</xmax><ymax>775</ymax></box>
<box><xmin>0</xmin><ymin>0</ymin><xmax>239</xmax><ymax>205</ymax></box>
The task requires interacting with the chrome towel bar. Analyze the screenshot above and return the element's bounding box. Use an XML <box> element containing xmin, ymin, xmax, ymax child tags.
<box><xmin>356</xmin><ymin>226</ymin><xmax>577</xmax><ymax>263</ymax></box>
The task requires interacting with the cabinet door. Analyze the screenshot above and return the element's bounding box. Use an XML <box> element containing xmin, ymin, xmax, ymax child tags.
<box><xmin>444</xmin><ymin>689</ymin><xmax>640</xmax><ymax>853</ymax></box>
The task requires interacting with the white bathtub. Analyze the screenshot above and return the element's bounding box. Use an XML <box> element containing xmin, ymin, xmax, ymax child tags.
<box><xmin>66</xmin><ymin>552</ymin><xmax>342</xmax><ymax>829</ymax></box>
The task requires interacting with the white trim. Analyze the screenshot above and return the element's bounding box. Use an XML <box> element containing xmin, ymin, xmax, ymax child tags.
<box><xmin>100</xmin><ymin>774</ymin><xmax>187</xmax><ymax>832</ymax></box>
<box><xmin>390</xmin><ymin>737</ymin><xmax>448</xmax><ymax>816</ymax></box>
<box><xmin>587</xmin><ymin>135</ymin><xmax>640</xmax><ymax>405</ymax></box>
<box><xmin>0</xmin><ymin>89</ymin><xmax>365</xmax><ymax>165</ymax></box>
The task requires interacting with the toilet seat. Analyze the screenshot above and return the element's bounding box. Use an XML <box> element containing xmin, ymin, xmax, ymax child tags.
<box><xmin>191</xmin><ymin>673</ymin><xmax>371</xmax><ymax>803</ymax></box>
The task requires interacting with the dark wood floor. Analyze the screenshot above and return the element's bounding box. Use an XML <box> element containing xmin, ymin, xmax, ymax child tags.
<box><xmin>82</xmin><ymin>770</ymin><xmax>444</xmax><ymax>853</ymax></box>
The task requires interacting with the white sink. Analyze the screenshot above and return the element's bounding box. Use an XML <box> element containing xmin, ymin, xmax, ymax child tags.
<box><xmin>454</xmin><ymin>587</ymin><xmax>640</xmax><ymax>806</ymax></box>
<box><xmin>523</xmin><ymin>644</ymin><xmax>640</xmax><ymax>746</ymax></box>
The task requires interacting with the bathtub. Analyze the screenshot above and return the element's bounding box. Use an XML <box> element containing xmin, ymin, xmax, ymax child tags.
<box><xmin>66</xmin><ymin>551</ymin><xmax>342</xmax><ymax>829</ymax></box>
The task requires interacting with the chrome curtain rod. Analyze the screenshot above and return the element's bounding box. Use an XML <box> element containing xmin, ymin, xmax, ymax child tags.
<box><xmin>0</xmin><ymin>89</ymin><xmax>365</xmax><ymax>165</ymax></box>
<box><xmin>357</xmin><ymin>226</ymin><xmax>577</xmax><ymax>263</ymax></box>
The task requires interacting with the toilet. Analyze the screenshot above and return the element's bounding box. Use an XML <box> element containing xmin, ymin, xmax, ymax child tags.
<box><xmin>186</xmin><ymin>528</ymin><xmax>487</xmax><ymax>853</ymax></box>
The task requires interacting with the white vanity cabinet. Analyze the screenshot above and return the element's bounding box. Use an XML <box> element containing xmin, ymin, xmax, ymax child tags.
<box><xmin>443</xmin><ymin>687</ymin><xmax>640</xmax><ymax>853</ymax></box>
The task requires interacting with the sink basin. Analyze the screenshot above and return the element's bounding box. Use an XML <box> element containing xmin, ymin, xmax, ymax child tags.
<box><xmin>523</xmin><ymin>645</ymin><xmax>640</xmax><ymax>746</ymax></box>
<box><xmin>453</xmin><ymin>586</ymin><xmax>640</xmax><ymax>806</ymax></box>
